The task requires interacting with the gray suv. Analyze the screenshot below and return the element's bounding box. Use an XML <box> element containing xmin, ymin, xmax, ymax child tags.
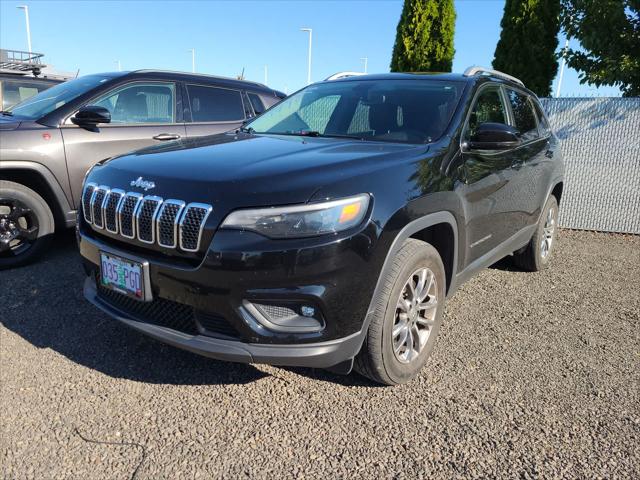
<box><xmin>0</xmin><ymin>70</ymin><xmax>285</xmax><ymax>268</ymax></box>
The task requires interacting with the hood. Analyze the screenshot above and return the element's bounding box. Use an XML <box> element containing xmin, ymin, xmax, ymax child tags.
<box><xmin>87</xmin><ymin>133</ymin><xmax>423</xmax><ymax>213</ymax></box>
<box><xmin>0</xmin><ymin>116</ymin><xmax>22</xmax><ymax>131</ymax></box>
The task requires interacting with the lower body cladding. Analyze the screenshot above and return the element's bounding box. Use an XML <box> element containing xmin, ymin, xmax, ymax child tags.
<box><xmin>78</xmin><ymin>225</ymin><xmax>382</xmax><ymax>371</ymax></box>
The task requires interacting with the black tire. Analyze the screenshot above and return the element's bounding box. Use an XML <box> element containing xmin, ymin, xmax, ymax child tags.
<box><xmin>0</xmin><ymin>180</ymin><xmax>55</xmax><ymax>270</ymax></box>
<box><xmin>513</xmin><ymin>195</ymin><xmax>559</xmax><ymax>272</ymax></box>
<box><xmin>354</xmin><ymin>239</ymin><xmax>446</xmax><ymax>386</ymax></box>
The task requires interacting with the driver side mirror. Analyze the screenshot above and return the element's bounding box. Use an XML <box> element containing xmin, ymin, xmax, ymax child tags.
<box><xmin>466</xmin><ymin>122</ymin><xmax>521</xmax><ymax>151</ymax></box>
<box><xmin>71</xmin><ymin>105</ymin><xmax>111</xmax><ymax>127</ymax></box>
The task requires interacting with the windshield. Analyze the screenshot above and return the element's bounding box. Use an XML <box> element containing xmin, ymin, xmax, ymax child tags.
<box><xmin>246</xmin><ymin>79</ymin><xmax>464</xmax><ymax>144</ymax></box>
<box><xmin>7</xmin><ymin>74</ymin><xmax>116</xmax><ymax>119</ymax></box>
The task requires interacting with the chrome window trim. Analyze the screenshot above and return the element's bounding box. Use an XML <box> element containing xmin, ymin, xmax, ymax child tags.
<box><xmin>178</xmin><ymin>203</ymin><xmax>213</xmax><ymax>252</ymax></box>
<box><xmin>157</xmin><ymin>199</ymin><xmax>186</xmax><ymax>248</ymax></box>
<box><xmin>117</xmin><ymin>192</ymin><xmax>143</xmax><ymax>239</ymax></box>
<box><xmin>136</xmin><ymin>195</ymin><xmax>163</xmax><ymax>244</ymax></box>
<box><xmin>103</xmin><ymin>188</ymin><xmax>126</xmax><ymax>234</ymax></box>
<box><xmin>82</xmin><ymin>182</ymin><xmax>97</xmax><ymax>224</ymax></box>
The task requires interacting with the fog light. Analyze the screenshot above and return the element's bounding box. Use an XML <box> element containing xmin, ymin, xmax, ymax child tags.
<box><xmin>241</xmin><ymin>300</ymin><xmax>324</xmax><ymax>333</ymax></box>
<box><xmin>301</xmin><ymin>306</ymin><xmax>315</xmax><ymax>317</ymax></box>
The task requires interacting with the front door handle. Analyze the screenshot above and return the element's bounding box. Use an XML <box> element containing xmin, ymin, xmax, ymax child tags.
<box><xmin>153</xmin><ymin>133</ymin><xmax>181</xmax><ymax>141</ymax></box>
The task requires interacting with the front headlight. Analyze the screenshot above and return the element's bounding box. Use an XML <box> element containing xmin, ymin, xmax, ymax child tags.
<box><xmin>221</xmin><ymin>194</ymin><xmax>370</xmax><ymax>239</ymax></box>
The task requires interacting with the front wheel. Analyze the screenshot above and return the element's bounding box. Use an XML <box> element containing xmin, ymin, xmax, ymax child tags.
<box><xmin>354</xmin><ymin>239</ymin><xmax>446</xmax><ymax>385</ymax></box>
<box><xmin>0</xmin><ymin>180</ymin><xmax>55</xmax><ymax>270</ymax></box>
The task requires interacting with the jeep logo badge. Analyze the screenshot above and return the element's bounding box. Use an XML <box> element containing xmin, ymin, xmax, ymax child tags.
<box><xmin>130</xmin><ymin>177</ymin><xmax>156</xmax><ymax>191</ymax></box>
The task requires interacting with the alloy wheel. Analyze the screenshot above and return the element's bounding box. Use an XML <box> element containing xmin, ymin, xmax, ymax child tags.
<box><xmin>0</xmin><ymin>197</ymin><xmax>39</xmax><ymax>257</ymax></box>
<box><xmin>392</xmin><ymin>267</ymin><xmax>438</xmax><ymax>364</ymax></box>
<box><xmin>540</xmin><ymin>206</ymin><xmax>556</xmax><ymax>259</ymax></box>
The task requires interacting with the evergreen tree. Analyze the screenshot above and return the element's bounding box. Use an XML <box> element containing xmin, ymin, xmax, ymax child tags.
<box><xmin>492</xmin><ymin>0</ymin><xmax>560</xmax><ymax>97</ymax></box>
<box><xmin>390</xmin><ymin>0</ymin><xmax>456</xmax><ymax>72</ymax></box>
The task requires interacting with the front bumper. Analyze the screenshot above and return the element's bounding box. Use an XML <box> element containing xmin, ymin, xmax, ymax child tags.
<box><xmin>84</xmin><ymin>276</ymin><xmax>363</xmax><ymax>368</ymax></box>
<box><xmin>79</xmin><ymin>221</ymin><xmax>383</xmax><ymax>369</ymax></box>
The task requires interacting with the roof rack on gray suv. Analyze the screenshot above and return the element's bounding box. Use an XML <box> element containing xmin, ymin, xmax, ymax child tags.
<box><xmin>463</xmin><ymin>65</ymin><xmax>524</xmax><ymax>86</ymax></box>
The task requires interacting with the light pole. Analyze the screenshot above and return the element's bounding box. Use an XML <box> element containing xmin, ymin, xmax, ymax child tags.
<box><xmin>115</xmin><ymin>60</ymin><xmax>122</xmax><ymax>71</ymax></box>
<box><xmin>555</xmin><ymin>37</ymin><xmax>569</xmax><ymax>98</ymax></box>
<box><xmin>16</xmin><ymin>5</ymin><xmax>32</xmax><ymax>54</ymax></box>
<box><xmin>264</xmin><ymin>64</ymin><xmax>268</xmax><ymax>84</ymax></box>
<box><xmin>188</xmin><ymin>49</ymin><xmax>195</xmax><ymax>73</ymax></box>
<box><xmin>360</xmin><ymin>57</ymin><xmax>368</xmax><ymax>74</ymax></box>
<box><xmin>300</xmin><ymin>28</ymin><xmax>312</xmax><ymax>85</ymax></box>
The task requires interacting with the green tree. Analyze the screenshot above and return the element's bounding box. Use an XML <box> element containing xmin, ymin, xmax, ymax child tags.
<box><xmin>390</xmin><ymin>0</ymin><xmax>456</xmax><ymax>72</ymax></box>
<box><xmin>492</xmin><ymin>0</ymin><xmax>560</xmax><ymax>97</ymax></box>
<box><xmin>560</xmin><ymin>0</ymin><xmax>640</xmax><ymax>97</ymax></box>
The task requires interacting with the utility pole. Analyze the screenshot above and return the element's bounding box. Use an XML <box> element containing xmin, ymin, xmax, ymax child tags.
<box><xmin>17</xmin><ymin>5</ymin><xmax>32</xmax><ymax>54</ymax></box>
<box><xmin>300</xmin><ymin>28</ymin><xmax>313</xmax><ymax>85</ymax></box>
<box><xmin>188</xmin><ymin>49</ymin><xmax>195</xmax><ymax>73</ymax></box>
<box><xmin>361</xmin><ymin>57</ymin><xmax>368</xmax><ymax>74</ymax></box>
<box><xmin>555</xmin><ymin>37</ymin><xmax>569</xmax><ymax>98</ymax></box>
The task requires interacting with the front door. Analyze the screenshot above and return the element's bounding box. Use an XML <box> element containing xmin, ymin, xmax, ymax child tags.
<box><xmin>61</xmin><ymin>81</ymin><xmax>186</xmax><ymax>207</ymax></box>
<box><xmin>457</xmin><ymin>84</ymin><xmax>518</xmax><ymax>264</ymax></box>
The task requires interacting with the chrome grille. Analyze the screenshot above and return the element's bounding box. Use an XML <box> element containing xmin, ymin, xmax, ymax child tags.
<box><xmin>91</xmin><ymin>186</ymin><xmax>108</xmax><ymax>229</ymax></box>
<box><xmin>82</xmin><ymin>183</ymin><xmax>96</xmax><ymax>223</ymax></box>
<box><xmin>157</xmin><ymin>200</ymin><xmax>185</xmax><ymax>248</ymax></box>
<box><xmin>103</xmin><ymin>189</ymin><xmax>125</xmax><ymax>233</ymax></box>
<box><xmin>118</xmin><ymin>193</ymin><xmax>143</xmax><ymax>239</ymax></box>
<box><xmin>81</xmin><ymin>184</ymin><xmax>211</xmax><ymax>252</ymax></box>
<box><xmin>136</xmin><ymin>196</ymin><xmax>163</xmax><ymax>244</ymax></box>
<box><xmin>179</xmin><ymin>203</ymin><xmax>213</xmax><ymax>252</ymax></box>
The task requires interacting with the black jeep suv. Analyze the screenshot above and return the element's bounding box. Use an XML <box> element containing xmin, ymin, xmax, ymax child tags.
<box><xmin>78</xmin><ymin>67</ymin><xmax>564</xmax><ymax>385</ymax></box>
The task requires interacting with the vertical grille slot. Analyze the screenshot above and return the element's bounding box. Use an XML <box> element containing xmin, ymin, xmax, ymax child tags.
<box><xmin>179</xmin><ymin>203</ymin><xmax>213</xmax><ymax>252</ymax></box>
<box><xmin>118</xmin><ymin>193</ymin><xmax>143</xmax><ymax>239</ymax></box>
<box><xmin>82</xmin><ymin>183</ymin><xmax>97</xmax><ymax>224</ymax></box>
<box><xmin>136</xmin><ymin>196</ymin><xmax>163</xmax><ymax>244</ymax></box>
<box><xmin>91</xmin><ymin>186</ymin><xmax>109</xmax><ymax>229</ymax></box>
<box><xmin>157</xmin><ymin>200</ymin><xmax>185</xmax><ymax>248</ymax></box>
<box><xmin>103</xmin><ymin>189</ymin><xmax>124</xmax><ymax>234</ymax></box>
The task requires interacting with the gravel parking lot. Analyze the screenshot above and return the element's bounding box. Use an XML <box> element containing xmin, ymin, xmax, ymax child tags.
<box><xmin>1</xmin><ymin>229</ymin><xmax>638</xmax><ymax>479</ymax></box>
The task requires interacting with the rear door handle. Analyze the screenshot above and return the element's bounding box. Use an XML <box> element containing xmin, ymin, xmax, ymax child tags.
<box><xmin>153</xmin><ymin>133</ymin><xmax>181</xmax><ymax>141</ymax></box>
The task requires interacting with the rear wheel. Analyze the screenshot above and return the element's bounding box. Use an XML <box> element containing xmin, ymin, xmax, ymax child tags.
<box><xmin>0</xmin><ymin>180</ymin><xmax>54</xmax><ymax>269</ymax></box>
<box><xmin>355</xmin><ymin>239</ymin><xmax>446</xmax><ymax>385</ymax></box>
<box><xmin>513</xmin><ymin>195</ymin><xmax>558</xmax><ymax>271</ymax></box>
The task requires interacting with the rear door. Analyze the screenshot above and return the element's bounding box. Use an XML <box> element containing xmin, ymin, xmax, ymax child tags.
<box><xmin>61</xmin><ymin>81</ymin><xmax>186</xmax><ymax>207</ymax></box>
<box><xmin>504</xmin><ymin>88</ymin><xmax>548</xmax><ymax>229</ymax></box>
<box><xmin>183</xmin><ymin>83</ymin><xmax>247</xmax><ymax>137</ymax></box>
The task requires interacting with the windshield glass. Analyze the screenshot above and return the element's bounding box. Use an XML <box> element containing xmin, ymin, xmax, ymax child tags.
<box><xmin>7</xmin><ymin>74</ymin><xmax>115</xmax><ymax>119</ymax></box>
<box><xmin>246</xmin><ymin>79</ymin><xmax>464</xmax><ymax>144</ymax></box>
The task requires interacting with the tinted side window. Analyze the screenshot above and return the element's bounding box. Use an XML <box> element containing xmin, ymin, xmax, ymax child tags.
<box><xmin>507</xmin><ymin>89</ymin><xmax>539</xmax><ymax>141</ymax></box>
<box><xmin>248</xmin><ymin>93</ymin><xmax>266</xmax><ymax>115</ymax></box>
<box><xmin>93</xmin><ymin>83</ymin><xmax>175</xmax><ymax>124</ymax></box>
<box><xmin>186</xmin><ymin>85</ymin><xmax>244</xmax><ymax>122</ymax></box>
<box><xmin>532</xmin><ymin>100</ymin><xmax>551</xmax><ymax>136</ymax></box>
<box><xmin>466</xmin><ymin>86</ymin><xmax>507</xmax><ymax>139</ymax></box>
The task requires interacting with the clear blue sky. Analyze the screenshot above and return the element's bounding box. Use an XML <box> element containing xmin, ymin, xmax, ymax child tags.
<box><xmin>0</xmin><ymin>0</ymin><xmax>622</xmax><ymax>97</ymax></box>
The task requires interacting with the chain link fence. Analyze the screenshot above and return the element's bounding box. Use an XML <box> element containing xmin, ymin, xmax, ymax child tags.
<box><xmin>540</xmin><ymin>97</ymin><xmax>640</xmax><ymax>234</ymax></box>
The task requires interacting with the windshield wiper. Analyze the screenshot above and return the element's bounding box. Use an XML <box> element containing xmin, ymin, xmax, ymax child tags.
<box><xmin>238</xmin><ymin>125</ymin><xmax>255</xmax><ymax>134</ymax></box>
<box><xmin>0</xmin><ymin>110</ymin><xmax>13</xmax><ymax>116</ymax></box>
<box><xmin>289</xmin><ymin>130</ymin><xmax>363</xmax><ymax>140</ymax></box>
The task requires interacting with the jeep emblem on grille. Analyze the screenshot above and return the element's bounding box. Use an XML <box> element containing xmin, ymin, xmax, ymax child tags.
<box><xmin>130</xmin><ymin>177</ymin><xmax>156</xmax><ymax>191</ymax></box>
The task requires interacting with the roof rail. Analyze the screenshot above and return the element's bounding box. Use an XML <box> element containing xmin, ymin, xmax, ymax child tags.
<box><xmin>0</xmin><ymin>49</ymin><xmax>46</xmax><ymax>75</ymax></box>
<box><xmin>324</xmin><ymin>71</ymin><xmax>366</xmax><ymax>81</ymax></box>
<box><xmin>463</xmin><ymin>66</ymin><xmax>524</xmax><ymax>86</ymax></box>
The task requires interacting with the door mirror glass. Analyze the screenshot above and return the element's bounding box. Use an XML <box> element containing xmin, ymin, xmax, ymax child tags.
<box><xmin>71</xmin><ymin>105</ymin><xmax>111</xmax><ymax>126</ymax></box>
<box><xmin>467</xmin><ymin>122</ymin><xmax>521</xmax><ymax>150</ymax></box>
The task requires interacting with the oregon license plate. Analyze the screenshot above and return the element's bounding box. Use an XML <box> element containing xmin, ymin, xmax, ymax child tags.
<box><xmin>100</xmin><ymin>252</ymin><xmax>145</xmax><ymax>300</ymax></box>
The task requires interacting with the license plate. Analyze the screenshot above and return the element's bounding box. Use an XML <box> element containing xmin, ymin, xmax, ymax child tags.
<box><xmin>100</xmin><ymin>252</ymin><xmax>145</xmax><ymax>300</ymax></box>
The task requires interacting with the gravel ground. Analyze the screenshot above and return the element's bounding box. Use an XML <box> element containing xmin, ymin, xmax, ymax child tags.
<box><xmin>1</xmin><ymin>229</ymin><xmax>639</xmax><ymax>479</ymax></box>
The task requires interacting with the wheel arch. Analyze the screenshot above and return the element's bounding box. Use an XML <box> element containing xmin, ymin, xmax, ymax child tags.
<box><xmin>0</xmin><ymin>164</ymin><xmax>73</xmax><ymax>229</ymax></box>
